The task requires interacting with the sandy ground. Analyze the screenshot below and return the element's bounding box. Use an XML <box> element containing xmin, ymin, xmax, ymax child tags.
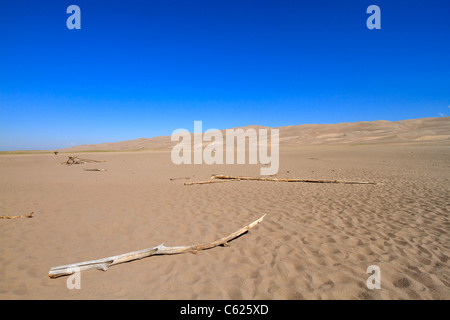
<box><xmin>0</xmin><ymin>142</ymin><xmax>449</xmax><ymax>300</ymax></box>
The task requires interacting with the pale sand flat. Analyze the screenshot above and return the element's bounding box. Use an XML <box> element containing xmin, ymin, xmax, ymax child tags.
<box><xmin>0</xmin><ymin>143</ymin><xmax>449</xmax><ymax>299</ymax></box>
<box><xmin>1</xmin><ymin>117</ymin><xmax>449</xmax><ymax>299</ymax></box>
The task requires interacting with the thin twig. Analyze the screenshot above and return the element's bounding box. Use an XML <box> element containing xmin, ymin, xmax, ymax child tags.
<box><xmin>184</xmin><ymin>179</ymin><xmax>238</xmax><ymax>185</ymax></box>
<box><xmin>0</xmin><ymin>212</ymin><xmax>34</xmax><ymax>220</ymax></box>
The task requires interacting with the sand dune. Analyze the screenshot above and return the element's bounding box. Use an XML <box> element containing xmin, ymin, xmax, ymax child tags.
<box><xmin>1</xmin><ymin>117</ymin><xmax>449</xmax><ymax>300</ymax></box>
<box><xmin>57</xmin><ymin>117</ymin><xmax>450</xmax><ymax>152</ymax></box>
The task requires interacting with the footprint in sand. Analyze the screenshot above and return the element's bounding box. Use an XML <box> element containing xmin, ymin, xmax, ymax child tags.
<box><xmin>393</xmin><ymin>277</ymin><xmax>411</xmax><ymax>288</ymax></box>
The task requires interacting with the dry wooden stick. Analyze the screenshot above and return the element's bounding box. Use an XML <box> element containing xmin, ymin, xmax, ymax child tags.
<box><xmin>184</xmin><ymin>179</ymin><xmax>238</xmax><ymax>185</ymax></box>
<box><xmin>210</xmin><ymin>174</ymin><xmax>378</xmax><ymax>185</ymax></box>
<box><xmin>62</xmin><ymin>156</ymin><xmax>106</xmax><ymax>165</ymax></box>
<box><xmin>0</xmin><ymin>212</ymin><xmax>34</xmax><ymax>220</ymax></box>
<box><xmin>48</xmin><ymin>214</ymin><xmax>266</xmax><ymax>278</ymax></box>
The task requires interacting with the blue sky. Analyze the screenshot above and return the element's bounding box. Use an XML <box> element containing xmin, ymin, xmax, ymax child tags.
<box><xmin>1</xmin><ymin>0</ymin><xmax>449</xmax><ymax>150</ymax></box>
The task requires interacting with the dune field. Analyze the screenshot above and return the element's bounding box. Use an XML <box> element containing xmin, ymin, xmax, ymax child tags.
<box><xmin>0</xmin><ymin>117</ymin><xmax>449</xmax><ymax>299</ymax></box>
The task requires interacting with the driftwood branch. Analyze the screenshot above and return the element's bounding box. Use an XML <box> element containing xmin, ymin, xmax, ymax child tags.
<box><xmin>0</xmin><ymin>212</ymin><xmax>34</xmax><ymax>220</ymax></box>
<box><xmin>210</xmin><ymin>174</ymin><xmax>378</xmax><ymax>185</ymax></box>
<box><xmin>62</xmin><ymin>156</ymin><xmax>106</xmax><ymax>166</ymax></box>
<box><xmin>48</xmin><ymin>214</ymin><xmax>266</xmax><ymax>278</ymax></box>
<box><xmin>184</xmin><ymin>179</ymin><xmax>238</xmax><ymax>186</ymax></box>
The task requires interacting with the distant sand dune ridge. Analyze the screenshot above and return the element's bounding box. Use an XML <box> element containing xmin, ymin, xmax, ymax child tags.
<box><xmin>56</xmin><ymin>117</ymin><xmax>450</xmax><ymax>152</ymax></box>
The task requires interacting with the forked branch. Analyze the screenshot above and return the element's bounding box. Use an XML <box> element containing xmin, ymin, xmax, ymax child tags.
<box><xmin>48</xmin><ymin>214</ymin><xmax>266</xmax><ymax>278</ymax></box>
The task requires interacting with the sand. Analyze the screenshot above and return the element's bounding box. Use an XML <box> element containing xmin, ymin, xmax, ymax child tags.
<box><xmin>0</xmin><ymin>118</ymin><xmax>449</xmax><ymax>300</ymax></box>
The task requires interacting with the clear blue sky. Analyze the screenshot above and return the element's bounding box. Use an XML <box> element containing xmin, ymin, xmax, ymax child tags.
<box><xmin>1</xmin><ymin>0</ymin><xmax>449</xmax><ymax>150</ymax></box>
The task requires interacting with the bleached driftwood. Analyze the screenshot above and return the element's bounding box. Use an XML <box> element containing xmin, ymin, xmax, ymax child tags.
<box><xmin>62</xmin><ymin>156</ymin><xmax>106</xmax><ymax>166</ymax></box>
<box><xmin>48</xmin><ymin>214</ymin><xmax>266</xmax><ymax>278</ymax></box>
<box><xmin>184</xmin><ymin>179</ymin><xmax>238</xmax><ymax>185</ymax></box>
<box><xmin>170</xmin><ymin>177</ymin><xmax>191</xmax><ymax>181</ymax></box>
<box><xmin>210</xmin><ymin>174</ymin><xmax>378</xmax><ymax>185</ymax></box>
<box><xmin>0</xmin><ymin>212</ymin><xmax>34</xmax><ymax>220</ymax></box>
